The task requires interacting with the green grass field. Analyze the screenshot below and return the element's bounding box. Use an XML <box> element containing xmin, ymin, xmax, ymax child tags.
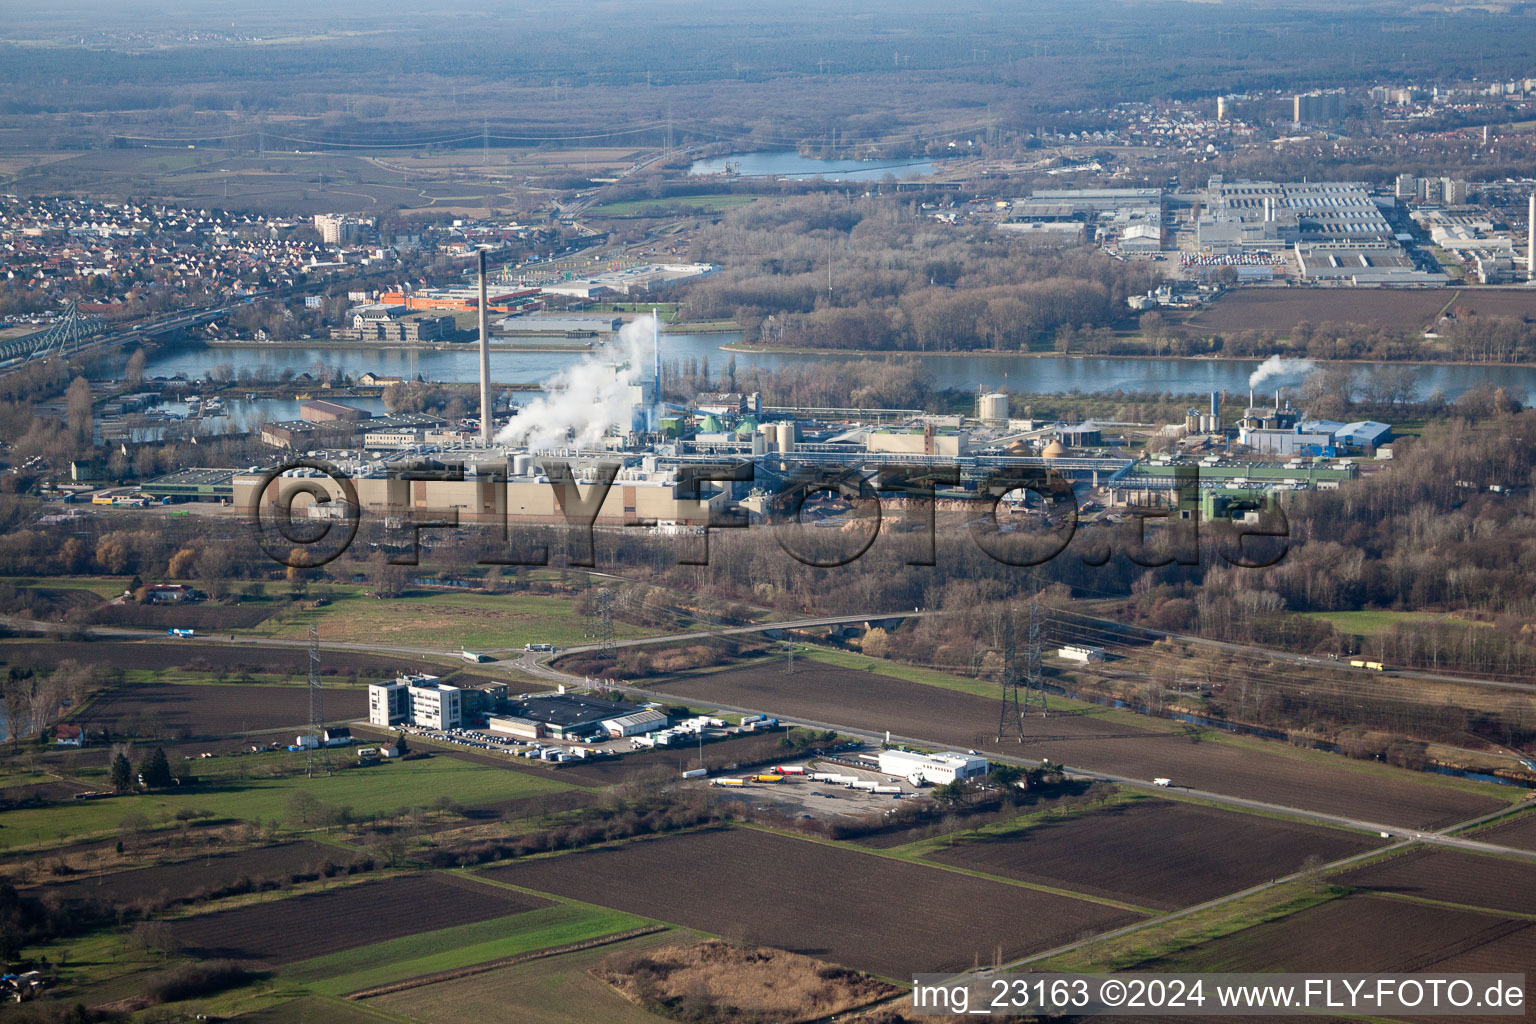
<box><xmin>803</xmin><ymin>647</ymin><xmax>1162</xmax><ymax>724</ymax></box>
<box><xmin>253</xmin><ymin>590</ymin><xmax>650</xmax><ymax>650</ymax></box>
<box><xmin>370</xmin><ymin>928</ymin><xmax>689</xmax><ymax>1024</ymax></box>
<box><xmin>0</xmin><ymin>755</ymin><xmax>572</xmax><ymax>848</ymax></box>
<box><xmin>8</xmin><ymin>575</ymin><xmax>129</xmax><ymax>598</ymax></box>
<box><xmin>212</xmin><ymin>995</ymin><xmax>399</xmax><ymax>1024</ymax></box>
<box><xmin>287</xmin><ymin>903</ymin><xmax>652</xmax><ymax>996</ymax></box>
<box><xmin>591</xmin><ymin>194</ymin><xmax>759</xmax><ymax>216</ymax></box>
<box><xmin>1296</xmin><ymin>609</ymin><xmax>1445</xmax><ymax>636</ymax></box>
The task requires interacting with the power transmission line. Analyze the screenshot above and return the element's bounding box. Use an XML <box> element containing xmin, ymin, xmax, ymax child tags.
<box><xmin>998</xmin><ymin>612</ymin><xmax>1024</xmax><ymax>742</ymax></box>
<box><xmin>307</xmin><ymin>623</ymin><xmax>329</xmax><ymax>778</ymax></box>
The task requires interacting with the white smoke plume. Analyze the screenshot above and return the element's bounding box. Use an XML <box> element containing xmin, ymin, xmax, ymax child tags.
<box><xmin>1248</xmin><ymin>355</ymin><xmax>1315</xmax><ymax>389</ymax></box>
<box><xmin>494</xmin><ymin>314</ymin><xmax>658</xmax><ymax>450</ymax></box>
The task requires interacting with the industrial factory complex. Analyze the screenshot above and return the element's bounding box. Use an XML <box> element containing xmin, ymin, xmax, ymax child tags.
<box><xmin>213</xmin><ymin>368</ymin><xmax>1389</xmax><ymax>534</ymax></box>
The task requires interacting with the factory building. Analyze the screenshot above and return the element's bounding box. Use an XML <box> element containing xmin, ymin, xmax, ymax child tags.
<box><xmin>300</xmin><ymin>400</ymin><xmax>371</xmax><ymax>423</ymax></box>
<box><xmin>1237</xmin><ymin>426</ymin><xmax>1339</xmax><ymax>456</ymax></box>
<box><xmin>877</xmin><ymin>749</ymin><xmax>990</xmax><ymax>786</ymax></box>
<box><xmin>488</xmin><ymin>693</ymin><xmax>667</xmax><ymax>741</ymax></box>
<box><xmin>496</xmin><ymin>314</ymin><xmax>623</xmax><ymax>335</ymax></box>
<box><xmin>367</xmin><ymin>674</ymin><xmax>464</xmax><ymax>730</ymax></box>
<box><xmin>1197</xmin><ymin>178</ymin><xmax>1396</xmax><ymax>253</ymax></box>
<box><xmin>140</xmin><ymin>467</ymin><xmax>237</xmax><ymax>503</ymax></box>
<box><xmin>377</xmin><ymin>287</ymin><xmax>541</xmax><ymax>315</ymax></box>
<box><xmin>865</xmin><ymin>427</ymin><xmax>969</xmax><ymax>458</ymax></box>
<box><xmin>1293</xmin><ymin>241</ymin><xmax>1447</xmax><ymax>286</ymax></box>
<box><xmin>1336</xmin><ymin>420</ymin><xmax>1391</xmax><ymax>449</ymax></box>
<box><xmin>234</xmin><ymin>459</ymin><xmax>731</xmax><ymax>527</ymax></box>
<box><xmin>1005</xmin><ymin>188</ymin><xmax>1163</xmax><ymax>251</ymax></box>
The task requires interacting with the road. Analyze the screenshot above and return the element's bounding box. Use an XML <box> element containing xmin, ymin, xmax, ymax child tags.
<box><xmin>0</xmin><ymin>610</ymin><xmax>928</xmax><ymax>663</ymax></box>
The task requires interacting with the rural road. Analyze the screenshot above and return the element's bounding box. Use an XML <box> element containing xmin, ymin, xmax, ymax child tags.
<box><xmin>0</xmin><ymin>610</ymin><xmax>929</xmax><ymax>663</ymax></box>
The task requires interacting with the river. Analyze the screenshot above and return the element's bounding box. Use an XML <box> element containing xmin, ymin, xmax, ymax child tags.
<box><xmin>123</xmin><ymin>333</ymin><xmax>1536</xmax><ymax>405</ymax></box>
<box><xmin>688</xmin><ymin>151</ymin><xmax>938</xmax><ymax>182</ymax></box>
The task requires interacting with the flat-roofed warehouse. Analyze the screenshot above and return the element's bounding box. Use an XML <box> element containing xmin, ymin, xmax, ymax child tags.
<box><xmin>300</xmin><ymin>399</ymin><xmax>371</xmax><ymax>423</ymax></box>
<box><xmin>140</xmin><ymin>467</ymin><xmax>236</xmax><ymax>503</ymax></box>
<box><xmin>488</xmin><ymin>693</ymin><xmax>667</xmax><ymax>740</ymax></box>
<box><xmin>496</xmin><ymin>314</ymin><xmax>622</xmax><ymax>335</ymax></box>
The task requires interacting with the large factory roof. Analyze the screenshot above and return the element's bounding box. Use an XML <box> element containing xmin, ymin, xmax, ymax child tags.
<box><xmin>501</xmin><ymin>693</ymin><xmax>645</xmax><ymax>730</ymax></box>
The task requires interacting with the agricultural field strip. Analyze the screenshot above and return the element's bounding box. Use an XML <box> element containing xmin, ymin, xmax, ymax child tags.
<box><xmin>1130</xmin><ymin>893</ymin><xmax>1534</xmax><ymax>981</ymax></box>
<box><xmin>1330</xmin><ymin>846</ymin><xmax>1536</xmax><ymax>918</ymax></box>
<box><xmin>743</xmin><ymin>823</ymin><xmax>1159</xmax><ymax>915</ymax></box>
<box><xmin>903</xmin><ymin>797</ymin><xmax>1385</xmax><ymax>911</ymax></box>
<box><xmin>1453</xmin><ymin>804</ymin><xmax>1536</xmax><ymax>848</ymax></box>
<box><xmin>17</xmin><ymin>840</ymin><xmax>350</xmax><ymax>905</ymax></box>
<box><xmin>281</xmin><ymin>902</ymin><xmax>655</xmax><ymax>996</ymax></box>
<box><xmin>0</xmin><ymin>754</ymin><xmax>575</xmax><ymax>850</ymax></box>
<box><xmin>953</xmin><ymin>839</ymin><xmax>1419</xmax><ymax>982</ymax></box>
<box><xmin>367</xmin><ymin>929</ymin><xmax>697</xmax><ymax>1024</ymax></box>
<box><xmin>166</xmin><ymin>872</ymin><xmax>547</xmax><ymax>966</ymax></box>
<box><xmin>340</xmin><ymin>923</ymin><xmax>670</xmax><ymax>999</ymax></box>
<box><xmin>477</xmin><ymin>826</ymin><xmax>1141</xmax><ymax>979</ymax></box>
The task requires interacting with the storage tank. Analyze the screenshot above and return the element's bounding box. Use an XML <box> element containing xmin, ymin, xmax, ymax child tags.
<box><xmin>757</xmin><ymin>422</ymin><xmax>777</xmax><ymax>452</ymax></box>
<box><xmin>1185</xmin><ymin>410</ymin><xmax>1200</xmax><ymax>433</ymax></box>
<box><xmin>751</xmin><ymin>431</ymin><xmax>766</xmax><ymax>457</ymax></box>
<box><xmin>513</xmin><ymin>453</ymin><xmax>534</xmax><ymax>477</ymax></box>
<box><xmin>978</xmin><ymin>392</ymin><xmax>1009</xmax><ymax>424</ymax></box>
<box><xmin>775</xmin><ymin>422</ymin><xmax>796</xmax><ymax>453</ymax></box>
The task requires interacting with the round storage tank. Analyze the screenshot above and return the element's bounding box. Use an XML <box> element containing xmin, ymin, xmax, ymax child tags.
<box><xmin>513</xmin><ymin>453</ymin><xmax>534</xmax><ymax>476</ymax></box>
<box><xmin>776</xmin><ymin>422</ymin><xmax>795</xmax><ymax>453</ymax></box>
<box><xmin>978</xmin><ymin>392</ymin><xmax>1009</xmax><ymax>424</ymax></box>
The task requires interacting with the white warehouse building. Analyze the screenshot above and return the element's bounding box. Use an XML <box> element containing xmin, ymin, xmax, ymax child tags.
<box><xmin>877</xmin><ymin>749</ymin><xmax>990</xmax><ymax>786</ymax></box>
<box><xmin>1058</xmin><ymin>644</ymin><xmax>1107</xmax><ymax>664</ymax></box>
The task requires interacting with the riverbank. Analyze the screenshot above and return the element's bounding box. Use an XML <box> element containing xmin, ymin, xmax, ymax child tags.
<box><xmin>665</xmin><ymin>321</ymin><xmax>741</xmax><ymax>334</ymax></box>
<box><xmin>206</xmin><ymin>338</ymin><xmax>594</xmax><ymax>354</ymax></box>
<box><xmin>716</xmin><ymin>342</ymin><xmax>1536</xmax><ymax>370</ymax></box>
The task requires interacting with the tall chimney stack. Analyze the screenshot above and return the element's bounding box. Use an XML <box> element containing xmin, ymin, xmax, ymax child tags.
<box><xmin>1528</xmin><ymin>192</ymin><xmax>1535</xmax><ymax>282</ymax></box>
<box><xmin>477</xmin><ymin>250</ymin><xmax>491</xmax><ymax>445</ymax></box>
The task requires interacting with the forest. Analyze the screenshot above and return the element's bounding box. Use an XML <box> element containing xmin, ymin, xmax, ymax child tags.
<box><xmin>679</xmin><ymin>196</ymin><xmax>1159</xmax><ymax>352</ymax></box>
<box><xmin>4</xmin><ymin>1</ymin><xmax>1536</xmax><ymax>160</ymax></box>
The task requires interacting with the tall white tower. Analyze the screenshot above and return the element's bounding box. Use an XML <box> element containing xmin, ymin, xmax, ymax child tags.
<box><xmin>478</xmin><ymin>250</ymin><xmax>492</xmax><ymax>444</ymax></box>
<box><xmin>1528</xmin><ymin>192</ymin><xmax>1535</xmax><ymax>283</ymax></box>
<box><xmin>651</xmin><ymin>307</ymin><xmax>662</xmax><ymax>430</ymax></box>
